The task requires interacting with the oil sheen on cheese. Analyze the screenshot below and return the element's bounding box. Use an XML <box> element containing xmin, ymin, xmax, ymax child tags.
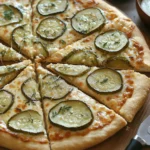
<box><xmin>141</xmin><ymin>0</ymin><xmax>150</xmax><ymax>16</ymax></box>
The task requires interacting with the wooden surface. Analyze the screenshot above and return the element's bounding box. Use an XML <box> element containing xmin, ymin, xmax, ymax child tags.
<box><xmin>0</xmin><ymin>0</ymin><xmax>150</xmax><ymax>150</ymax></box>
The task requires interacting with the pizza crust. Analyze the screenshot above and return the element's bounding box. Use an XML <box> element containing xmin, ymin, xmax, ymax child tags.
<box><xmin>95</xmin><ymin>0</ymin><xmax>128</xmax><ymax>19</ymax></box>
<box><xmin>120</xmin><ymin>72</ymin><xmax>150</xmax><ymax>122</ymax></box>
<box><xmin>51</xmin><ymin>113</ymin><xmax>126</xmax><ymax>150</ymax></box>
<box><xmin>0</xmin><ymin>129</ymin><xmax>50</xmax><ymax>150</ymax></box>
<box><xmin>132</xmin><ymin>27</ymin><xmax>150</xmax><ymax>71</ymax></box>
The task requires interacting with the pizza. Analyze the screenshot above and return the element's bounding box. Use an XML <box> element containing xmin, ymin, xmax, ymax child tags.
<box><xmin>0</xmin><ymin>0</ymin><xmax>149</xmax><ymax>150</ymax></box>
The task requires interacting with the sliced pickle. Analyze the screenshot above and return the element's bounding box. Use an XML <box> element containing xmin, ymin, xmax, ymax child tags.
<box><xmin>33</xmin><ymin>42</ymin><xmax>48</xmax><ymax>57</ymax></box>
<box><xmin>62</xmin><ymin>50</ymin><xmax>98</xmax><ymax>66</ymax></box>
<box><xmin>21</xmin><ymin>78</ymin><xmax>41</xmax><ymax>103</ymax></box>
<box><xmin>12</xmin><ymin>25</ymin><xmax>32</xmax><ymax>49</ymax></box>
<box><xmin>106</xmin><ymin>57</ymin><xmax>133</xmax><ymax>69</ymax></box>
<box><xmin>8</xmin><ymin>110</ymin><xmax>44</xmax><ymax>134</ymax></box>
<box><xmin>87</xmin><ymin>68</ymin><xmax>123</xmax><ymax>93</ymax></box>
<box><xmin>37</xmin><ymin>0</ymin><xmax>68</xmax><ymax>16</ymax></box>
<box><xmin>0</xmin><ymin>44</ymin><xmax>25</xmax><ymax>61</ymax></box>
<box><xmin>37</xmin><ymin>17</ymin><xmax>66</xmax><ymax>40</ymax></box>
<box><xmin>0</xmin><ymin>4</ymin><xmax>23</xmax><ymax>26</ymax></box>
<box><xmin>95</xmin><ymin>30</ymin><xmax>128</xmax><ymax>52</ymax></box>
<box><xmin>0</xmin><ymin>72</ymin><xmax>19</xmax><ymax>89</ymax></box>
<box><xmin>41</xmin><ymin>74</ymin><xmax>72</xmax><ymax>100</ymax></box>
<box><xmin>51</xmin><ymin>64</ymin><xmax>90</xmax><ymax>76</ymax></box>
<box><xmin>71</xmin><ymin>8</ymin><xmax>105</xmax><ymax>34</ymax></box>
<box><xmin>0</xmin><ymin>60</ymin><xmax>30</xmax><ymax>75</ymax></box>
<box><xmin>0</xmin><ymin>90</ymin><xmax>14</xmax><ymax>114</ymax></box>
<box><xmin>49</xmin><ymin>100</ymin><xmax>93</xmax><ymax>130</ymax></box>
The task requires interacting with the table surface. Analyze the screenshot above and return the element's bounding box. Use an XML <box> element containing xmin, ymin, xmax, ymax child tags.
<box><xmin>0</xmin><ymin>0</ymin><xmax>150</xmax><ymax>150</ymax></box>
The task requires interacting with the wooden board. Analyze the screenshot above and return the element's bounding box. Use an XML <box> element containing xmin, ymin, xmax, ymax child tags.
<box><xmin>0</xmin><ymin>0</ymin><xmax>150</xmax><ymax>150</ymax></box>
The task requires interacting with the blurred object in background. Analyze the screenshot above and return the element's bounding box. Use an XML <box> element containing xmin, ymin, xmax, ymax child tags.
<box><xmin>141</xmin><ymin>0</ymin><xmax>150</xmax><ymax>16</ymax></box>
<box><xmin>136</xmin><ymin>0</ymin><xmax>150</xmax><ymax>27</ymax></box>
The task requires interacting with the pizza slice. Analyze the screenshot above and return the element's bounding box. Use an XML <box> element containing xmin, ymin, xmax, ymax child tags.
<box><xmin>47</xmin><ymin>63</ymin><xmax>150</xmax><ymax>122</ymax></box>
<box><xmin>0</xmin><ymin>43</ymin><xmax>25</xmax><ymax>62</ymax></box>
<box><xmin>0</xmin><ymin>0</ymin><xmax>47</xmax><ymax>59</ymax></box>
<box><xmin>44</xmin><ymin>27</ymin><xmax>150</xmax><ymax>72</ymax></box>
<box><xmin>36</xmin><ymin>63</ymin><xmax>127</xmax><ymax>150</ymax></box>
<box><xmin>0</xmin><ymin>60</ymin><xmax>31</xmax><ymax>88</ymax></box>
<box><xmin>0</xmin><ymin>64</ymin><xmax>50</xmax><ymax>150</ymax></box>
<box><xmin>31</xmin><ymin>0</ymin><xmax>123</xmax><ymax>55</ymax></box>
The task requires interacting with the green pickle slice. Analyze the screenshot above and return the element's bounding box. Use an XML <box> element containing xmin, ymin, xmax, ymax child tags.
<box><xmin>51</xmin><ymin>64</ymin><xmax>90</xmax><ymax>76</ymax></box>
<box><xmin>49</xmin><ymin>100</ymin><xmax>93</xmax><ymax>130</ymax></box>
<box><xmin>41</xmin><ymin>74</ymin><xmax>72</xmax><ymax>100</ymax></box>
<box><xmin>95</xmin><ymin>30</ymin><xmax>128</xmax><ymax>52</ymax></box>
<box><xmin>21</xmin><ymin>78</ymin><xmax>41</xmax><ymax>102</ymax></box>
<box><xmin>0</xmin><ymin>4</ymin><xmax>23</xmax><ymax>26</ymax></box>
<box><xmin>0</xmin><ymin>62</ymin><xmax>28</xmax><ymax>75</ymax></box>
<box><xmin>0</xmin><ymin>90</ymin><xmax>14</xmax><ymax>114</ymax></box>
<box><xmin>37</xmin><ymin>17</ymin><xmax>66</xmax><ymax>40</ymax></box>
<box><xmin>37</xmin><ymin>0</ymin><xmax>68</xmax><ymax>16</ymax></box>
<box><xmin>106</xmin><ymin>57</ymin><xmax>133</xmax><ymax>69</ymax></box>
<box><xmin>62</xmin><ymin>50</ymin><xmax>98</xmax><ymax>66</ymax></box>
<box><xmin>8</xmin><ymin>110</ymin><xmax>44</xmax><ymax>134</ymax></box>
<box><xmin>87</xmin><ymin>68</ymin><xmax>123</xmax><ymax>93</ymax></box>
<box><xmin>12</xmin><ymin>25</ymin><xmax>32</xmax><ymax>50</ymax></box>
<box><xmin>33</xmin><ymin>42</ymin><xmax>48</xmax><ymax>57</ymax></box>
<box><xmin>71</xmin><ymin>8</ymin><xmax>105</xmax><ymax>34</ymax></box>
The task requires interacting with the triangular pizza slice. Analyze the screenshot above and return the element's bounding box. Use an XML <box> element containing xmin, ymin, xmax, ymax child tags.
<box><xmin>0</xmin><ymin>0</ymin><xmax>47</xmax><ymax>59</ymax></box>
<box><xmin>36</xmin><ymin>63</ymin><xmax>126</xmax><ymax>150</ymax></box>
<box><xmin>47</xmin><ymin>63</ymin><xmax>150</xmax><ymax>122</ymax></box>
<box><xmin>44</xmin><ymin>28</ymin><xmax>150</xmax><ymax>72</ymax></box>
<box><xmin>0</xmin><ymin>64</ymin><xmax>50</xmax><ymax>150</ymax></box>
<box><xmin>0</xmin><ymin>60</ymin><xmax>31</xmax><ymax>88</ymax></box>
<box><xmin>0</xmin><ymin>43</ymin><xmax>25</xmax><ymax>62</ymax></box>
